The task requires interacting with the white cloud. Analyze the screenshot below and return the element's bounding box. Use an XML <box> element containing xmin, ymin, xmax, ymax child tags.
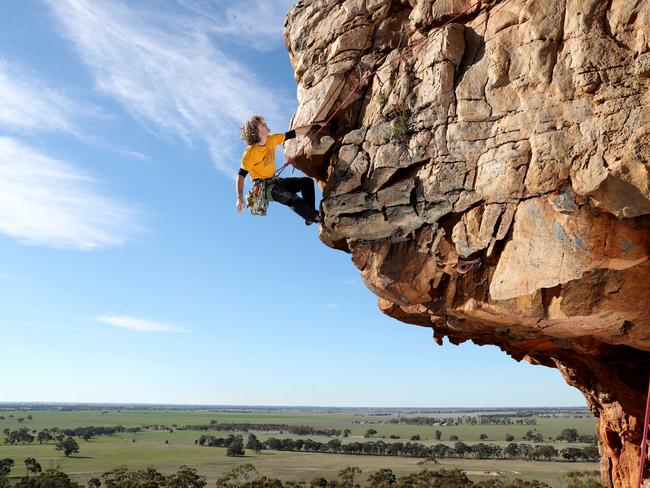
<box><xmin>177</xmin><ymin>0</ymin><xmax>295</xmax><ymax>51</ymax></box>
<box><xmin>96</xmin><ymin>315</ymin><xmax>187</xmax><ymax>333</ymax></box>
<box><xmin>0</xmin><ymin>58</ymin><xmax>96</xmax><ymax>136</ymax></box>
<box><xmin>325</xmin><ymin>303</ymin><xmax>339</xmax><ymax>309</ymax></box>
<box><xmin>45</xmin><ymin>0</ymin><xmax>292</xmax><ymax>174</ymax></box>
<box><xmin>0</xmin><ymin>137</ymin><xmax>141</xmax><ymax>250</ymax></box>
<box><xmin>115</xmin><ymin>148</ymin><xmax>151</xmax><ymax>161</ymax></box>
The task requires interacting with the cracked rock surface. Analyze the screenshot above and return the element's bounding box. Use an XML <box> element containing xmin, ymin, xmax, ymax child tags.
<box><xmin>283</xmin><ymin>1</ymin><xmax>650</xmax><ymax>486</ymax></box>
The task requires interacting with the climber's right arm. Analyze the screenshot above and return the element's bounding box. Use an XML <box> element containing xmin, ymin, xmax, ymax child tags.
<box><xmin>236</xmin><ymin>170</ymin><xmax>247</xmax><ymax>213</ymax></box>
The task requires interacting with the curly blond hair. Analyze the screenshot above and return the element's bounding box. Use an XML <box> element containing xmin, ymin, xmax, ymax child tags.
<box><xmin>241</xmin><ymin>115</ymin><xmax>264</xmax><ymax>145</ymax></box>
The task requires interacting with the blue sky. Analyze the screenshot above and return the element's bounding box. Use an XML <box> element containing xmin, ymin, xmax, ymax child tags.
<box><xmin>0</xmin><ymin>0</ymin><xmax>584</xmax><ymax>407</ymax></box>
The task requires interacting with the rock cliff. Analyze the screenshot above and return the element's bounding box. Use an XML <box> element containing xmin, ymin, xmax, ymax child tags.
<box><xmin>283</xmin><ymin>1</ymin><xmax>650</xmax><ymax>486</ymax></box>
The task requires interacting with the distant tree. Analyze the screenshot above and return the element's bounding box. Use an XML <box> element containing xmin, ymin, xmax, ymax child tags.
<box><xmin>37</xmin><ymin>430</ymin><xmax>52</xmax><ymax>444</ymax></box>
<box><xmin>17</xmin><ymin>418</ymin><xmax>25</xmax><ymax>423</ymax></box>
<box><xmin>368</xmin><ymin>468</ymin><xmax>396</xmax><ymax>487</ymax></box>
<box><xmin>504</xmin><ymin>443</ymin><xmax>520</xmax><ymax>458</ymax></box>
<box><xmin>473</xmin><ymin>443</ymin><xmax>492</xmax><ymax>459</ymax></box>
<box><xmin>166</xmin><ymin>466</ymin><xmax>206</xmax><ymax>488</ymax></box>
<box><xmin>449</xmin><ymin>435</ymin><xmax>459</xmax><ymax>441</ymax></box>
<box><xmin>0</xmin><ymin>459</ymin><xmax>14</xmax><ymax>476</ymax></box>
<box><xmin>410</xmin><ymin>434</ymin><xmax>421</xmax><ymax>441</ymax></box>
<box><xmin>225</xmin><ymin>436</ymin><xmax>245</xmax><ymax>457</ymax></box>
<box><xmin>246</xmin><ymin>434</ymin><xmax>263</xmax><ymax>453</ymax></box>
<box><xmin>309</xmin><ymin>477</ymin><xmax>329</xmax><ymax>487</ymax></box>
<box><xmin>215</xmin><ymin>464</ymin><xmax>256</xmax><ymax>487</ymax></box>
<box><xmin>564</xmin><ymin>470</ymin><xmax>602</xmax><ymax>488</ymax></box>
<box><xmin>523</xmin><ymin>430</ymin><xmax>544</xmax><ymax>443</ymax></box>
<box><xmin>26</xmin><ymin>416</ymin><xmax>33</xmax><ymax>421</ymax></box>
<box><xmin>343</xmin><ymin>429</ymin><xmax>351</xmax><ymax>438</ymax></box>
<box><xmin>337</xmin><ymin>466</ymin><xmax>361</xmax><ymax>488</ymax></box>
<box><xmin>431</xmin><ymin>443</ymin><xmax>451</xmax><ymax>460</ymax></box>
<box><xmin>396</xmin><ymin>468</ymin><xmax>473</xmax><ymax>488</ymax></box>
<box><xmin>581</xmin><ymin>446</ymin><xmax>599</xmax><ymax>461</ymax></box>
<box><xmin>453</xmin><ymin>441</ymin><xmax>470</xmax><ymax>458</ymax></box>
<box><xmin>534</xmin><ymin>445</ymin><xmax>558</xmax><ymax>461</ymax></box>
<box><xmin>501</xmin><ymin>480</ymin><xmax>552</xmax><ymax>488</ymax></box>
<box><xmin>561</xmin><ymin>447</ymin><xmax>583</xmax><ymax>462</ymax></box>
<box><xmin>56</xmin><ymin>437</ymin><xmax>80</xmax><ymax>457</ymax></box>
<box><xmin>13</xmin><ymin>469</ymin><xmax>81</xmax><ymax>488</ymax></box>
<box><xmin>101</xmin><ymin>466</ymin><xmax>164</xmax><ymax>488</ymax></box>
<box><xmin>505</xmin><ymin>433</ymin><xmax>515</xmax><ymax>442</ymax></box>
<box><xmin>557</xmin><ymin>428</ymin><xmax>579</xmax><ymax>443</ymax></box>
<box><xmin>87</xmin><ymin>477</ymin><xmax>101</xmax><ymax>488</ymax></box>
<box><xmin>519</xmin><ymin>444</ymin><xmax>535</xmax><ymax>460</ymax></box>
<box><xmin>578</xmin><ymin>434</ymin><xmax>597</xmax><ymax>444</ymax></box>
<box><xmin>24</xmin><ymin>457</ymin><xmax>42</xmax><ymax>475</ymax></box>
<box><xmin>388</xmin><ymin>434</ymin><xmax>400</xmax><ymax>439</ymax></box>
<box><xmin>480</xmin><ymin>434</ymin><xmax>488</xmax><ymax>440</ymax></box>
<box><xmin>434</xmin><ymin>430</ymin><xmax>442</xmax><ymax>441</ymax></box>
<box><xmin>327</xmin><ymin>439</ymin><xmax>342</xmax><ymax>452</ymax></box>
<box><xmin>365</xmin><ymin>428</ymin><xmax>378</xmax><ymax>438</ymax></box>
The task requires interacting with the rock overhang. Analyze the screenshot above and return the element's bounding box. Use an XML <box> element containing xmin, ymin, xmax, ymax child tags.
<box><xmin>283</xmin><ymin>1</ymin><xmax>650</xmax><ymax>486</ymax></box>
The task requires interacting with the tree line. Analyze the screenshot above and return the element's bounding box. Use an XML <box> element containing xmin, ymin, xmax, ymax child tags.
<box><xmin>0</xmin><ymin>461</ymin><xmax>604</xmax><ymax>488</ymax></box>
<box><xmin>198</xmin><ymin>434</ymin><xmax>600</xmax><ymax>462</ymax></box>
<box><xmin>0</xmin><ymin>463</ymin><xmax>206</xmax><ymax>488</ymax></box>
<box><xmin>2</xmin><ymin>426</ymin><xmax>142</xmax><ymax>445</ymax></box>
<box><xmin>388</xmin><ymin>416</ymin><xmax>539</xmax><ymax>426</ymax></box>
<box><xmin>182</xmin><ymin>420</ymin><xmax>340</xmax><ymax>437</ymax></box>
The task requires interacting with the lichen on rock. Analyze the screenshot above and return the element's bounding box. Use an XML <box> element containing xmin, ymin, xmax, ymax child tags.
<box><xmin>284</xmin><ymin>1</ymin><xmax>650</xmax><ymax>486</ymax></box>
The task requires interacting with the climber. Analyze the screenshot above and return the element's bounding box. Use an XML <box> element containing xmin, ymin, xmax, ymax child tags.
<box><xmin>236</xmin><ymin>115</ymin><xmax>322</xmax><ymax>225</ymax></box>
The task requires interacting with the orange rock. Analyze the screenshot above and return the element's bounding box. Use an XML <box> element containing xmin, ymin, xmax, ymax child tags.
<box><xmin>284</xmin><ymin>1</ymin><xmax>650</xmax><ymax>485</ymax></box>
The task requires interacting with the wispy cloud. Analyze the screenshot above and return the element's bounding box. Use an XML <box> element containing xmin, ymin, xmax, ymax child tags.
<box><xmin>0</xmin><ymin>58</ymin><xmax>95</xmax><ymax>136</ymax></box>
<box><xmin>0</xmin><ymin>137</ymin><xmax>141</xmax><ymax>250</ymax></box>
<box><xmin>177</xmin><ymin>0</ymin><xmax>295</xmax><ymax>51</ymax></box>
<box><xmin>0</xmin><ymin>58</ymin><xmax>153</xmax><ymax>164</ymax></box>
<box><xmin>96</xmin><ymin>315</ymin><xmax>187</xmax><ymax>333</ymax></box>
<box><xmin>45</xmin><ymin>0</ymin><xmax>291</xmax><ymax>174</ymax></box>
<box><xmin>115</xmin><ymin>148</ymin><xmax>151</xmax><ymax>161</ymax></box>
<box><xmin>325</xmin><ymin>303</ymin><xmax>339</xmax><ymax>309</ymax></box>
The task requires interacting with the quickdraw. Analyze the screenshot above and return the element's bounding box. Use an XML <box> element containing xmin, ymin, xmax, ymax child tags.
<box><xmin>247</xmin><ymin>178</ymin><xmax>277</xmax><ymax>216</ymax></box>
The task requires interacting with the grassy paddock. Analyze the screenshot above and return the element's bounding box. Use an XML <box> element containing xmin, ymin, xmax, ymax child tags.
<box><xmin>0</xmin><ymin>408</ymin><xmax>598</xmax><ymax>487</ymax></box>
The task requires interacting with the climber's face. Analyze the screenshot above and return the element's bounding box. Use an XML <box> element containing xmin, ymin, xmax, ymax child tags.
<box><xmin>257</xmin><ymin>119</ymin><xmax>270</xmax><ymax>138</ymax></box>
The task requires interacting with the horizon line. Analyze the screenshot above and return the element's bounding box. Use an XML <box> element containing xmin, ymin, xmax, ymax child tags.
<box><xmin>0</xmin><ymin>401</ymin><xmax>589</xmax><ymax>410</ymax></box>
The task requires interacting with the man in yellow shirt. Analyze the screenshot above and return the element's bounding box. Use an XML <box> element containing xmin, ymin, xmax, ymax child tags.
<box><xmin>236</xmin><ymin>115</ymin><xmax>321</xmax><ymax>224</ymax></box>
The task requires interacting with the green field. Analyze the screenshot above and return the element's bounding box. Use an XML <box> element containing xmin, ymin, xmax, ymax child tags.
<box><xmin>0</xmin><ymin>408</ymin><xmax>600</xmax><ymax>487</ymax></box>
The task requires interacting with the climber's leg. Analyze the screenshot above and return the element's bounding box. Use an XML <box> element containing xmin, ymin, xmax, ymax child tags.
<box><xmin>271</xmin><ymin>178</ymin><xmax>319</xmax><ymax>223</ymax></box>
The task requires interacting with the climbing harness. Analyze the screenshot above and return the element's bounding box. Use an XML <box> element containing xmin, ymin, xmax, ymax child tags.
<box><xmin>247</xmin><ymin>178</ymin><xmax>277</xmax><ymax>216</ymax></box>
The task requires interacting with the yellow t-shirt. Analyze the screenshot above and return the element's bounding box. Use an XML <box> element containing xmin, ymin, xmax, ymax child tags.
<box><xmin>240</xmin><ymin>133</ymin><xmax>286</xmax><ymax>180</ymax></box>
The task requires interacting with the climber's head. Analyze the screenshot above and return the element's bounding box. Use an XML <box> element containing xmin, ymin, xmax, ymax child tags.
<box><xmin>240</xmin><ymin>115</ymin><xmax>269</xmax><ymax>145</ymax></box>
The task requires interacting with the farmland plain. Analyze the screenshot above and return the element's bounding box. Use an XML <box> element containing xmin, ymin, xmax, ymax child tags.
<box><xmin>0</xmin><ymin>406</ymin><xmax>600</xmax><ymax>487</ymax></box>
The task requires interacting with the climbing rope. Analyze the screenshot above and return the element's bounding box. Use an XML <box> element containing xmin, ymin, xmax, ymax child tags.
<box><xmin>276</xmin><ymin>0</ymin><xmax>509</xmax><ymax>177</ymax></box>
<box><xmin>637</xmin><ymin>375</ymin><xmax>650</xmax><ymax>488</ymax></box>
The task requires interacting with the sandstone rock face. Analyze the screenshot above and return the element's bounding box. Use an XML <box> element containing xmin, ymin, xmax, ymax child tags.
<box><xmin>284</xmin><ymin>1</ymin><xmax>650</xmax><ymax>486</ymax></box>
